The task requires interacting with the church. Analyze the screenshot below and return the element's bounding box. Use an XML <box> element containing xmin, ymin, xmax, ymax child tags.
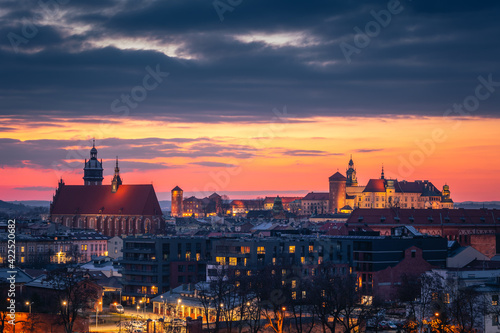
<box><xmin>49</xmin><ymin>141</ymin><xmax>164</xmax><ymax>237</ymax></box>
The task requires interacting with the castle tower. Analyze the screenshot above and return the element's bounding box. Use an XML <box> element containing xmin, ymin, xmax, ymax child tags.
<box><xmin>346</xmin><ymin>155</ymin><xmax>358</xmax><ymax>186</ymax></box>
<box><xmin>111</xmin><ymin>157</ymin><xmax>122</xmax><ymax>193</ymax></box>
<box><xmin>83</xmin><ymin>139</ymin><xmax>104</xmax><ymax>185</ymax></box>
<box><xmin>272</xmin><ymin>196</ymin><xmax>284</xmax><ymax>213</ymax></box>
<box><xmin>329</xmin><ymin>172</ymin><xmax>347</xmax><ymax>213</ymax></box>
<box><xmin>171</xmin><ymin>186</ymin><xmax>183</xmax><ymax>217</ymax></box>
<box><xmin>441</xmin><ymin>184</ymin><xmax>453</xmax><ymax>208</ymax></box>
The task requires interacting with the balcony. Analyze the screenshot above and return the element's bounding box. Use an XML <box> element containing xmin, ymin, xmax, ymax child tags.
<box><xmin>122</xmin><ymin>269</ymin><xmax>159</xmax><ymax>276</ymax></box>
<box><xmin>123</xmin><ymin>248</ymin><xmax>155</xmax><ymax>254</ymax></box>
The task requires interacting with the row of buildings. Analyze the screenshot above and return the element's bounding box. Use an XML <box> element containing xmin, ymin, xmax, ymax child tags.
<box><xmin>120</xmin><ymin>227</ymin><xmax>448</xmax><ymax>306</ymax></box>
<box><xmin>47</xmin><ymin>144</ymin><xmax>455</xmax><ymax>235</ymax></box>
<box><xmin>171</xmin><ymin>156</ymin><xmax>454</xmax><ymax>218</ymax></box>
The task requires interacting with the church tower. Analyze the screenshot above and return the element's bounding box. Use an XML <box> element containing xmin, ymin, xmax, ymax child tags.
<box><xmin>83</xmin><ymin>140</ymin><xmax>104</xmax><ymax>185</ymax></box>
<box><xmin>111</xmin><ymin>157</ymin><xmax>122</xmax><ymax>193</ymax></box>
<box><xmin>346</xmin><ymin>155</ymin><xmax>358</xmax><ymax>186</ymax></box>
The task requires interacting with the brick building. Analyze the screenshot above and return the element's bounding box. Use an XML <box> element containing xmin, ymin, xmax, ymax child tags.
<box><xmin>347</xmin><ymin>208</ymin><xmax>500</xmax><ymax>257</ymax></box>
<box><xmin>50</xmin><ymin>143</ymin><xmax>164</xmax><ymax>237</ymax></box>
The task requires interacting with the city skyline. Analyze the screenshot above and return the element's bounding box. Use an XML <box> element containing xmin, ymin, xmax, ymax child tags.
<box><xmin>1</xmin><ymin>1</ymin><xmax>499</xmax><ymax>202</ymax></box>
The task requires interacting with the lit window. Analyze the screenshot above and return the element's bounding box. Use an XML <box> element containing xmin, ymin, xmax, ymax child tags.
<box><xmin>229</xmin><ymin>257</ymin><xmax>237</xmax><ymax>266</ymax></box>
<box><xmin>21</xmin><ymin>247</ymin><xmax>25</xmax><ymax>253</ymax></box>
<box><xmin>493</xmin><ymin>295</ymin><xmax>499</xmax><ymax>306</ymax></box>
<box><xmin>151</xmin><ymin>286</ymin><xmax>158</xmax><ymax>294</ymax></box>
<box><xmin>289</xmin><ymin>246</ymin><xmax>295</xmax><ymax>254</ymax></box>
<box><xmin>257</xmin><ymin>247</ymin><xmax>265</xmax><ymax>254</ymax></box>
<box><xmin>196</xmin><ymin>253</ymin><xmax>201</xmax><ymax>261</ymax></box>
<box><xmin>21</xmin><ymin>257</ymin><xmax>25</xmax><ymax>263</ymax></box>
<box><xmin>302</xmin><ymin>291</ymin><xmax>306</xmax><ymax>299</ymax></box>
<box><xmin>308</xmin><ymin>245</ymin><xmax>313</xmax><ymax>253</ymax></box>
<box><xmin>301</xmin><ymin>257</ymin><xmax>305</xmax><ymax>264</ymax></box>
<box><xmin>292</xmin><ymin>292</ymin><xmax>296</xmax><ymax>300</ymax></box>
<box><xmin>216</xmin><ymin>257</ymin><xmax>226</xmax><ymax>265</ymax></box>
<box><xmin>291</xmin><ymin>280</ymin><xmax>297</xmax><ymax>289</ymax></box>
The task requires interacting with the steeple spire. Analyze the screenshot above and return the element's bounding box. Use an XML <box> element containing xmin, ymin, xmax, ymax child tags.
<box><xmin>346</xmin><ymin>155</ymin><xmax>357</xmax><ymax>186</ymax></box>
<box><xmin>111</xmin><ymin>156</ymin><xmax>122</xmax><ymax>193</ymax></box>
<box><xmin>381</xmin><ymin>164</ymin><xmax>385</xmax><ymax>180</ymax></box>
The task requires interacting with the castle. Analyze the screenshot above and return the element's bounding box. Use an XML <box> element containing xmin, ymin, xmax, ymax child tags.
<box><xmin>329</xmin><ymin>156</ymin><xmax>454</xmax><ymax>213</ymax></box>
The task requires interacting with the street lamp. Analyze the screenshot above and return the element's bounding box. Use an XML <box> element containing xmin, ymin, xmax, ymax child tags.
<box><xmin>137</xmin><ymin>305</ymin><xmax>140</xmax><ymax>315</ymax></box>
<box><xmin>177</xmin><ymin>299</ymin><xmax>181</xmax><ymax>318</ymax></box>
<box><xmin>160</xmin><ymin>295</ymin><xmax>166</xmax><ymax>317</ymax></box>
<box><xmin>96</xmin><ymin>301</ymin><xmax>102</xmax><ymax>329</ymax></box>
<box><xmin>62</xmin><ymin>301</ymin><xmax>67</xmax><ymax>316</ymax></box>
<box><xmin>25</xmin><ymin>301</ymin><xmax>34</xmax><ymax>314</ymax></box>
<box><xmin>139</xmin><ymin>299</ymin><xmax>145</xmax><ymax>316</ymax></box>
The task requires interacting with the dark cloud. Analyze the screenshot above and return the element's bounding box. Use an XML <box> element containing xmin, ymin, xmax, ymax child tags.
<box><xmin>0</xmin><ymin>137</ymin><xmax>256</xmax><ymax>170</ymax></box>
<box><xmin>1</xmin><ymin>0</ymin><xmax>499</xmax><ymax>122</ymax></box>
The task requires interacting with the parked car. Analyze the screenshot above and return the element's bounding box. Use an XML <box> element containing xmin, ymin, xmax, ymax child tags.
<box><xmin>109</xmin><ymin>302</ymin><xmax>125</xmax><ymax>314</ymax></box>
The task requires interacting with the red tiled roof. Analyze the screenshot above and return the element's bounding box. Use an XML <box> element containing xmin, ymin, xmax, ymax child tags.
<box><xmin>264</xmin><ymin>196</ymin><xmax>302</xmax><ymax>204</ymax></box>
<box><xmin>347</xmin><ymin>208</ymin><xmax>500</xmax><ymax>225</ymax></box>
<box><xmin>302</xmin><ymin>192</ymin><xmax>329</xmax><ymax>200</ymax></box>
<box><xmin>395</xmin><ymin>180</ymin><xmax>442</xmax><ymax>196</ymax></box>
<box><xmin>329</xmin><ymin>172</ymin><xmax>346</xmax><ymax>181</ymax></box>
<box><xmin>363</xmin><ymin>179</ymin><xmax>386</xmax><ymax>192</ymax></box>
<box><xmin>51</xmin><ymin>185</ymin><xmax>162</xmax><ymax>216</ymax></box>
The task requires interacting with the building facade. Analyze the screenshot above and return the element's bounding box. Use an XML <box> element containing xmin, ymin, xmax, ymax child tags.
<box><xmin>328</xmin><ymin>157</ymin><xmax>454</xmax><ymax>212</ymax></box>
<box><xmin>121</xmin><ymin>236</ymin><xmax>210</xmax><ymax>305</ymax></box>
<box><xmin>50</xmin><ymin>143</ymin><xmax>164</xmax><ymax>237</ymax></box>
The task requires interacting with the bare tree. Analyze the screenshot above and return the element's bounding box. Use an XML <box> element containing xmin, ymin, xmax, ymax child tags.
<box><xmin>198</xmin><ymin>265</ymin><xmax>233</xmax><ymax>333</ymax></box>
<box><xmin>251</xmin><ymin>266</ymin><xmax>288</xmax><ymax>333</ymax></box>
<box><xmin>20</xmin><ymin>313</ymin><xmax>43</xmax><ymax>333</ymax></box>
<box><xmin>448</xmin><ymin>285</ymin><xmax>486</xmax><ymax>333</ymax></box>
<box><xmin>44</xmin><ymin>267</ymin><xmax>100</xmax><ymax>333</ymax></box>
<box><xmin>417</xmin><ymin>272</ymin><xmax>445</xmax><ymax>333</ymax></box>
<box><xmin>310</xmin><ymin>270</ymin><xmax>368</xmax><ymax>333</ymax></box>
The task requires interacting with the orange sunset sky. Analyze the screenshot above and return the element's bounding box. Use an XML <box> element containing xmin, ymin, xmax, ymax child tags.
<box><xmin>1</xmin><ymin>115</ymin><xmax>499</xmax><ymax>202</ymax></box>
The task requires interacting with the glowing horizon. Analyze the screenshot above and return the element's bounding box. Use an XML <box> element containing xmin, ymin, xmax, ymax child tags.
<box><xmin>2</xmin><ymin>115</ymin><xmax>499</xmax><ymax>203</ymax></box>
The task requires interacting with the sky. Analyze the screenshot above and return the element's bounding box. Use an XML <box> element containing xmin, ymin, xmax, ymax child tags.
<box><xmin>0</xmin><ymin>0</ymin><xmax>499</xmax><ymax>202</ymax></box>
